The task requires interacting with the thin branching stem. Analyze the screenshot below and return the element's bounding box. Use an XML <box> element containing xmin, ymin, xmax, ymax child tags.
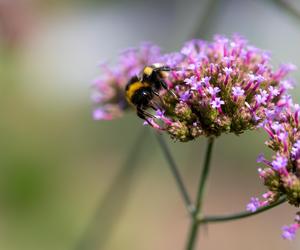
<box><xmin>155</xmin><ymin>132</ymin><xmax>194</xmax><ymax>213</ymax></box>
<box><xmin>186</xmin><ymin>138</ymin><xmax>215</xmax><ymax>250</ymax></box>
<box><xmin>194</xmin><ymin>138</ymin><xmax>214</xmax><ymax>213</ymax></box>
<box><xmin>198</xmin><ymin>195</ymin><xmax>287</xmax><ymax>224</ymax></box>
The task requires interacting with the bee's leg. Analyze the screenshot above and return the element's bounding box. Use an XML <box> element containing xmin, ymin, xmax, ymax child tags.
<box><xmin>137</xmin><ymin>107</ymin><xmax>155</xmax><ymax>119</ymax></box>
<box><xmin>137</xmin><ymin>108</ymin><xmax>146</xmax><ymax>119</ymax></box>
<box><xmin>159</xmin><ymin>79</ymin><xmax>178</xmax><ymax>100</ymax></box>
<box><xmin>152</xmin><ymin>67</ymin><xmax>178</xmax><ymax>99</ymax></box>
<box><xmin>149</xmin><ymin>99</ymin><xmax>165</xmax><ymax>111</ymax></box>
<box><xmin>168</xmin><ymin>89</ymin><xmax>178</xmax><ymax>100</ymax></box>
<box><xmin>153</xmin><ymin>79</ymin><xmax>178</xmax><ymax>101</ymax></box>
<box><xmin>151</xmin><ymin>91</ymin><xmax>165</xmax><ymax>107</ymax></box>
<box><xmin>169</xmin><ymin>90</ymin><xmax>178</xmax><ymax>99</ymax></box>
<box><xmin>144</xmin><ymin>110</ymin><xmax>156</xmax><ymax>119</ymax></box>
<box><xmin>137</xmin><ymin>108</ymin><xmax>154</xmax><ymax>126</ymax></box>
<box><xmin>149</xmin><ymin>104</ymin><xmax>157</xmax><ymax>111</ymax></box>
<box><xmin>158</xmin><ymin>79</ymin><xmax>169</xmax><ymax>90</ymax></box>
<box><xmin>153</xmin><ymin>90</ymin><xmax>160</xmax><ymax>96</ymax></box>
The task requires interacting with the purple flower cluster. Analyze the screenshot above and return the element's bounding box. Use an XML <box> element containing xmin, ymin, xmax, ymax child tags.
<box><xmin>93</xmin><ymin>35</ymin><xmax>300</xmax><ymax>239</ymax></box>
<box><xmin>247</xmin><ymin>96</ymin><xmax>300</xmax><ymax>239</ymax></box>
<box><xmin>143</xmin><ymin>35</ymin><xmax>294</xmax><ymax>141</ymax></box>
<box><xmin>92</xmin><ymin>42</ymin><xmax>162</xmax><ymax>120</ymax></box>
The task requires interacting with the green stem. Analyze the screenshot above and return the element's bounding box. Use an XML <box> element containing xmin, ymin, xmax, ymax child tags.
<box><xmin>186</xmin><ymin>137</ymin><xmax>215</xmax><ymax>250</ymax></box>
<box><xmin>194</xmin><ymin>138</ymin><xmax>215</xmax><ymax>212</ymax></box>
<box><xmin>198</xmin><ymin>196</ymin><xmax>287</xmax><ymax>224</ymax></box>
<box><xmin>155</xmin><ymin>133</ymin><xmax>194</xmax><ymax>213</ymax></box>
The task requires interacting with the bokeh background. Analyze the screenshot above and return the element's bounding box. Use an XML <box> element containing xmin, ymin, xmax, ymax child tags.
<box><xmin>1</xmin><ymin>0</ymin><xmax>300</xmax><ymax>249</ymax></box>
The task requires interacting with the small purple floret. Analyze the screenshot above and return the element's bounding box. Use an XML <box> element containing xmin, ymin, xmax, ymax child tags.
<box><xmin>246</xmin><ymin>197</ymin><xmax>261</xmax><ymax>212</ymax></box>
<box><xmin>210</xmin><ymin>97</ymin><xmax>224</xmax><ymax>109</ymax></box>
<box><xmin>207</xmin><ymin>86</ymin><xmax>220</xmax><ymax>96</ymax></box>
<box><xmin>291</xmin><ymin>140</ymin><xmax>300</xmax><ymax>160</ymax></box>
<box><xmin>282</xmin><ymin>224</ymin><xmax>299</xmax><ymax>240</ymax></box>
<box><xmin>272</xmin><ymin>154</ymin><xmax>288</xmax><ymax>172</ymax></box>
<box><xmin>232</xmin><ymin>86</ymin><xmax>245</xmax><ymax>97</ymax></box>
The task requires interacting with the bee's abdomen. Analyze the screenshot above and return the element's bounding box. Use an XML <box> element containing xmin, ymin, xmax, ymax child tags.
<box><xmin>126</xmin><ymin>79</ymin><xmax>146</xmax><ymax>96</ymax></box>
<box><xmin>125</xmin><ymin>76</ymin><xmax>139</xmax><ymax>91</ymax></box>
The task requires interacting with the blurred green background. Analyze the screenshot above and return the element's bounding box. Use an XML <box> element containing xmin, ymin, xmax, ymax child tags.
<box><xmin>1</xmin><ymin>0</ymin><xmax>300</xmax><ymax>249</ymax></box>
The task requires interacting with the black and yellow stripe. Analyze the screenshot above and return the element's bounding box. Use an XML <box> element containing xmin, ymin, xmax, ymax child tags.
<box><xmin>125</xmin><ymin>80</ymin><xmax>150</xmax><ymax>105</ymax></box>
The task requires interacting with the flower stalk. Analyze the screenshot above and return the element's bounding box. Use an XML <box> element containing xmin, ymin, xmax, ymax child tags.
<box><xmin>198</xmin><ymin>195</ymin><xmax>286</xmax><ymax>224</ymax></box>
<box><xmin>186</xmin><ymin>138</ymin><xmax>214</xmax><ymax>250</ymax></box>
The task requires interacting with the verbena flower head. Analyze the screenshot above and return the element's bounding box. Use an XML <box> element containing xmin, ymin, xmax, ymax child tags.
<box><xmin>92</xmin><ymin>35</ymin><xmax>297</xmax><ymax>142</ymax></box>
<box><xmin>249</xmin><ymin>99</ymin><xmax>300</xmax><ymax>239</ymax></box>
<box><xmin>92</xmin><ymin>35</ymin><xmax>294</xmax><ymax>139</ymax></box>
<box><xmin>92</xmin><ymin>42</ymin><xmax>162</xmax><ymax>120</ymax></box>
<box><xmin>142</xmin><ymin>35</ymin><xmax>294</xmax><ymax>141</ymax></box>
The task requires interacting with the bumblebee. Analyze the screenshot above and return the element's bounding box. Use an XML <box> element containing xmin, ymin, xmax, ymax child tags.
<box><xmin>125</xmin><ymin>64</ymin><xmax>177</xmax><ymax>121</ymax></box>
